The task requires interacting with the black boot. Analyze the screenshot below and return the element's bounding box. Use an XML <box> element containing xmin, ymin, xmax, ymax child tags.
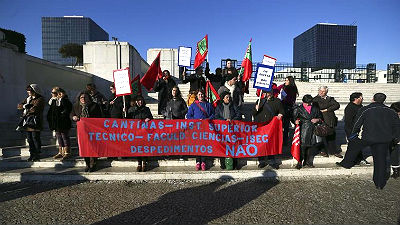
<box><xmin>392</xmin><ymin>167</ymin><xmax>399</xmax><ymax>179</ymax></box>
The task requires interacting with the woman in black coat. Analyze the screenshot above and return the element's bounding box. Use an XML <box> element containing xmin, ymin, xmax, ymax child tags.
<box><xmin>127</xmin><ymin>95</ymin><xmax>154</xmax><ymax>172</ymax></box>
<box><xmin>47</xmin><ymin>87</ymin><xmax>73</xmax><ymax>160</ymax></box>
<box><xmin>164</xmin><ymin>86</ymin><xmax>188</xmax><ymax>119</ymax></box>
<box><xmin>70</xmin><ymin>92</ymin><xmax>103</xmax><ymax>172</ymax></box>
<box><xmin>154</xmin><ymin>70</ymin><xmax>176</xmax><ymax>116</ymax></box>
<box><xmin>293</xmin><ymin>94</ymin><xmax>323</xmax><ymax>169</ymax></box>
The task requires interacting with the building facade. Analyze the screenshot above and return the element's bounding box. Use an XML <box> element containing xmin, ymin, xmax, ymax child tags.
<box><xmin>147</xmin><ymin>48</ymin><xmax>179</xmax><ymax>79</ymax></box>
<box><xmin>83</xmin><ymin>41</ymin><xmax>149</xmax><ymax>83</ymax></box>
<box><xmin>42</xmin><ymin>16</ymin><xmax>109</xmax><ymax>65</ymax></box>
<box><xmin>293</xmin><ymin>23</ymin><xmax>357</xmax><ymax>69</ymax></box>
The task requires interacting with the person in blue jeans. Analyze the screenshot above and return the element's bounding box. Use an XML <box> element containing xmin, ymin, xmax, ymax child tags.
<box><xmin>186</xmin><ymin>89</ymin><xmax>215</xmax><ymax>171</ymax></box>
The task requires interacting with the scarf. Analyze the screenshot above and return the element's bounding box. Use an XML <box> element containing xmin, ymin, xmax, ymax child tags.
<box><xmin>224</xmin><ymin>81</ymin><xmax>235</xmax><ymax>96</ymax></box>
<box><xmin>80</xmin><ymin>103</ymin><xmax>89</xmax><ymax>118</ymax></box>
<box><xmin>223</xmin><ymin>102</ymin><xmax>231</xmax><ymax>120</ymax></box>
<box><xmin>303</xmin><ymin>103</ymin><xmax>312</xmax><ymax>114</ymax></box>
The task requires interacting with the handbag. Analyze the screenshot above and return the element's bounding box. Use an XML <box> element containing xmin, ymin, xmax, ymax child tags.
<box><xmin>314</xmin><ymin>123</ymin><xmax>334</xmax><ymax>137</ymax></box>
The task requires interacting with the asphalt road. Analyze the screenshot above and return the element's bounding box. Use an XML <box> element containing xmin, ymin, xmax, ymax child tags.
<box><xmin>0</xmin><ymin>177</ymin><xmax>399</xmax><ymax>224</ymax></box>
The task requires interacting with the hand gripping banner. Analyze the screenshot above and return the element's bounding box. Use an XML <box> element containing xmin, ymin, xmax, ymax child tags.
<box><xmin>77</xmin><ymin>117</ymin><xmax>283</xmax><ymax>158</ymax></box>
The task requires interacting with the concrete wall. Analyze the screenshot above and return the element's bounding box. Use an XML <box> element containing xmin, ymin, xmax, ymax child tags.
<box><xmin>83</xmin><ymin>41</ymin><xmax>149</xmax><ymax>96</ymax></box>
<box><xmin>83</xmin><ymin>41</ymin><xmax>149</xmax><ymax>81</ymax></box>
<box><xmin>147</xmin><ymin>48</ymin><xmax>179</xmax><ymax>79</ymax></box>
<box><xmin>0</xmin><ymin>45</ymin><xmax>27</xmax><ymax>122</ymax></box>
<box><xmin>0</xmin><ymin>45</ymin><xmax>109</xmax><ymax>123</ymax></box>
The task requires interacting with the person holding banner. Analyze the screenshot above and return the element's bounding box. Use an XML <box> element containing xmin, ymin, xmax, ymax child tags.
<box><xmin>186</xmin><ymin>89</ymin><xmax>215</xmax><ymax>171</ymax></box>
<box><xmin>276</xmin><ymin>76</ymin><xmax>299</xmax><ymax>145</ymax></box>
<box><xmin>292</xmin><ymin>94</ymin><xmax>323</xmax><ymax>169</ymax></box>
<box><xmin>253</xmin><ymin>89</ymin><xmax>284</xmax><ymax>169</ymax></box>
<box><xmin>215</xmin><ymin>91</ymin><xmax>242</xmax><ymax>170</ymax></box>
<box><xmin>154</xmin><ymin>70</ymin><xmax>176</xmax><ymax>116</ymax></box>
<box><xmin>127</xmin><ymin>95</ymin><xmax>154</xmax><ymax>172</ymax></box>
<box><xmin>182</xmin><ymin>66</ymin><xmax>206</xmax><ymax>106</ymax></box>
<box><xmin>70</xmin><ymin>92</ymin><xmax>103</xmax><ymax>172</ymax></box>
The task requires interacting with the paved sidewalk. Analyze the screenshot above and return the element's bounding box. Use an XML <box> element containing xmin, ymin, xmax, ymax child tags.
<box><xmin>0</xmin><ymin>177</ymin><xmax>399</xmax><ymax>224</ymax></box>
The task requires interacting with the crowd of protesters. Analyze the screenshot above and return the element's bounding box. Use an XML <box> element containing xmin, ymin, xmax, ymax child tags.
<box><xmin>16</xmin><ymin>63</ymin><xmax>400</xmax><ymax>189</ymax></box>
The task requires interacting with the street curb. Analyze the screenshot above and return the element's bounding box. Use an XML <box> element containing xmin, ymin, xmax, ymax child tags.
<box><xmin>0</xmin><ymin>167</ymin><xmax>373</xmax><ymax>182</ymax></box>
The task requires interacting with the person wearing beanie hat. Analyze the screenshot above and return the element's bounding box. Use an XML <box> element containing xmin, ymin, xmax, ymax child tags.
<box><xmin>17</xmin><ymin>84</ymin><xmax>45</xmax><ymax>161</ymax></box>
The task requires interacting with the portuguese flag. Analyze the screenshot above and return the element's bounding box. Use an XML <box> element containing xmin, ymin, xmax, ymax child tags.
<box><xmin>194</xmin><ymin>35</ymin><xmax>208</xmax><ymax>69</ymax></box>
<box><xmin>206</xmin><ymin>80</ymin><xmax>220</xmax><ymax>108</ymax></box>
<box><xmin>131</xmin><ymin>74</ymin><xmax>142</xmax><ymax>98</ymax></box>
<box><xmin>239</xmin><ymin>38</ymin><xmax>253</xmax><ymax>82</ymax></box>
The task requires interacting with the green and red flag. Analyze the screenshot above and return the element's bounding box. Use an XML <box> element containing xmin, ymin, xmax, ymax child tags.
<box><xmin>194</xmin><ymin>35</ymin><xmax>208</xmax><ymax>69</ymax></box>
<box><xmin>206</xmin><ymin>80</ymin><xmax>220</xmax><ymax>108</ymax></box>
<box><xmin>140</xmin><ymin>51</ymin><xmax>162</xmax><ymax>91</ymax></box>
<box><xmin>131</xmin><ymin>74</ymin><xmax>142</xmax><ymax>98</ymax></box>
<box><xmin>239</xmin><ymin>38</ymin><xmax>253</xmax><ymax>82</ymax></box>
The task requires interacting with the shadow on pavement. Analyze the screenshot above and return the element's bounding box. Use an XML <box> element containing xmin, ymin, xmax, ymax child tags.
<box><xmin>93</xmin><ymin>170</ymin><xmax>278</xmax><ymax>225</ymax></box>
<box><xmin>0</xmin><ymin>179</ymin><xmax>85</xmax><ymax>203</ymax></box>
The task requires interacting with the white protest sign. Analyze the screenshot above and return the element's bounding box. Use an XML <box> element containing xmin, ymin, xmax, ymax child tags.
<box><xmin>262</xmin><ymin>54</ymin><xmax>277</xmax><ymax>67</ymax></box>
<box><xmin>113</xmin><ymin>67</ymin><xmax>132</xmax><ymax>96</ymax></box>
<box><xmin>253</xmin><ymin>64</ymin><xmax>275</xmax><ymax>91</ymax></box>
<box><xmin>178</xmin><ymin>46</ymin><xmax>192</xmax><ymax>67</ymax></box>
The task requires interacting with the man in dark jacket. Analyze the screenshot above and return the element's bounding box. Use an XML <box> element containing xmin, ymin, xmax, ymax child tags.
<box><xmin>313</xmin><ymin>86</ymin><xmax>342</xmax><ymax>158</ymax></box>
<box><xmin>205</xmin><ymin>62</ymin><xmax>223</xmax><ymax>91</ymax></box>
<box><xmin>154</xmin><ymin>70</ymin><xmax>176</xmax><ymax>116</ymax></box>
<box><xmin>107</xmin><ymin>84</ymin><xmax>130</xmax><ymax>119</ymax></box>
<box><xmin>346</xmin><ymin>93</ymin><xmax>400</xmax><ymax>189</ymax></box>
<box><xmin>339</xmin><ymin>92</ymin><xmax>371</xmax><ymax>167</ymax></box>
<box><xmin>253</xmin><ymin>89</ymin><xmax>284</xmax><ymax>169</ymax></box>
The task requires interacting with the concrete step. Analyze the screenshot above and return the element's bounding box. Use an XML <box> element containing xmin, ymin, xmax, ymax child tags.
<box><xmin>0</xmin><ymin>165</ymin><xmax>373</xmax><ymax>182</ymax></box>
<box><xmin>0</xmin><ymin>151</ymin><xmax>372</xmax><ymax>169</ymax></box>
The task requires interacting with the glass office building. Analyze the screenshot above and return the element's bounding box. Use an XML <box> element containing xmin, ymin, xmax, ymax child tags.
<box><xmin>42</xmin><ymin>16</ymin><xmax>109</xmax><ymax>65</ymax></box>
<box><xmin>293</xmin><ymin>24</ymin><xmax>357</xmax><ymax>69</ymax></box>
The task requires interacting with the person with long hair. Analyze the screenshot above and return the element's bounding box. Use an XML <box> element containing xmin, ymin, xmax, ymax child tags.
<box><xmin>70</xmin><ymin>92</ymin><xmax>102</xmax><ymax>172</ymax></box>
<box><xmin>17</xmin><ymin>84</ymin><xmax>45</xmax><ymax>161</ymax></box>
<box><xmin>127</xmin><ymin>95</ymin><xmax>154</xmax><ymax>172</ymax></box>
<box><xmin>47</xmin><ymin>87</ymin><xmax>73</xmax><ymax>160</ymax></box>
<box><xmin>186</xmin><ymin>89</ymin><xmax>215</xmax><ymax>171</ymax></box>
<box><xmin>277</xmin><ymin>76</ymin><xmax>299</xmax><ymax>145</ymax></box>
<box><xmin>164</xmin><ymin>86</ymin><xmax>188</xmax><ymax>120</ymax></box>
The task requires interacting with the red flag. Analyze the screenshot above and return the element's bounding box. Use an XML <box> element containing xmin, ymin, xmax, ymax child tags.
<box><xmin>206</xmin><ymin>80</ymin><xmax>220</xmax><ymax>107</ymax></box>
<box><xmin>194</xmin><ymin>35</ymin><xmax>208</xmax><ymax>69</ymax></box>
<box><xmin>140</xmin><ymin>51</ymin><xmax>162</xmax><ymax>91</ymax></box>
<box><xmin>131</xmin><ymin>74</ymin><xmax>142</xmax><ymax>98</ymax></box>
<box><xmin>291</xmin><ymin>124</ymin><xmax>301</xmax><ymax>162</ymax></box>
<box><xmin>240</xmin><ymin>38</ymin><xmax>253</xmax><ymax>82</ymax></box>
<box><xmin>256</xmin><ymin>89</ymin><xmax>266</xmax><ymax>99</ymax></box>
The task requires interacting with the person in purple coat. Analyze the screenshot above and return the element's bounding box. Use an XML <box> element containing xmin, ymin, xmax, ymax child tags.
<box><xmin>186</xmin><ymin>89</ymin><xmax>215</xmax><ymax>170</ymax></box>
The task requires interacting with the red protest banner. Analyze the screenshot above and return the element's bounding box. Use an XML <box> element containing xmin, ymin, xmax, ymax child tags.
<box><xmin>77</xmin><ymin>117</ymin><xmax>282</xmax><ymax>158</ymax></box>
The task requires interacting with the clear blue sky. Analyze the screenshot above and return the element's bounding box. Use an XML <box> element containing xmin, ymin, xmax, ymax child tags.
<box><xmin>1</xmin><ymin>0</ymin><xmax>399</xmax><ymax>70</ymax></box>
